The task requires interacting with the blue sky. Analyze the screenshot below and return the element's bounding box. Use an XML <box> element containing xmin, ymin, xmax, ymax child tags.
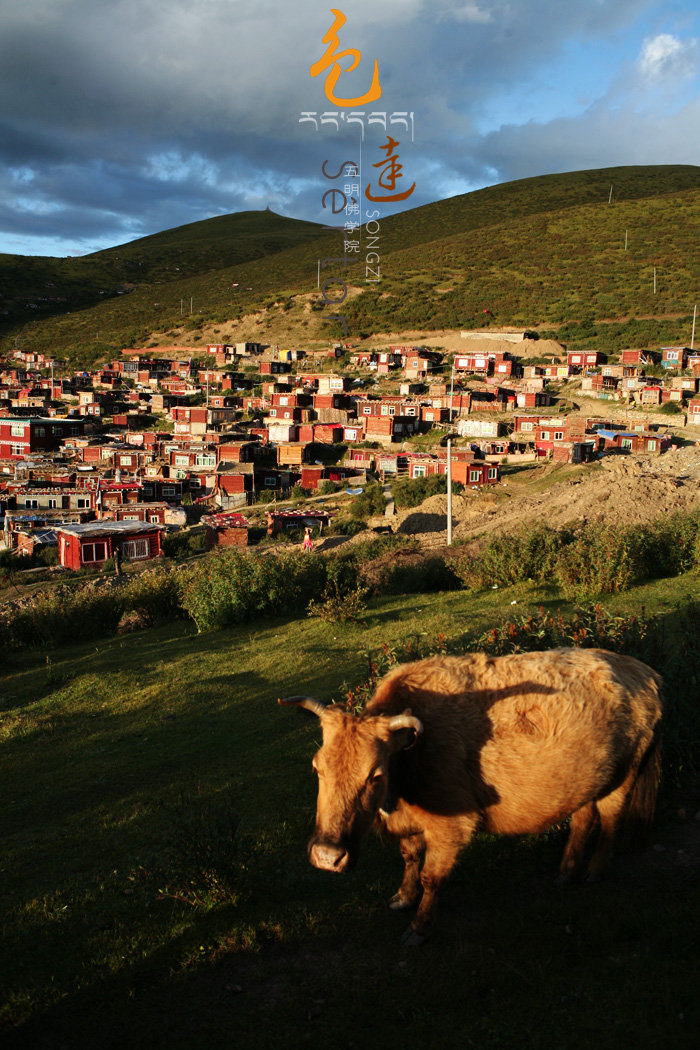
<box><xmin>0</xmin><ymin>1</ymin><xmax>698</xmax><ymax>257</ymax></box>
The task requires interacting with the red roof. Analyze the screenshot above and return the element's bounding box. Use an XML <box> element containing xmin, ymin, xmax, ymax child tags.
<box><xmin>203</xmin><ymin>512</ymin><xmax>251</xmax><ymax>529</ymax></box>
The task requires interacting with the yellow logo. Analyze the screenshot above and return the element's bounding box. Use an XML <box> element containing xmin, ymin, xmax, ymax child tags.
<box><xmin>310</xmin><ymin>9</ymin><xmax>382</xmax><ymax>107</ymax></box>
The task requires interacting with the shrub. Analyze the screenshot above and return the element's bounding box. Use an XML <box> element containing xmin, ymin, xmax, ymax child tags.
<box><xmin>122</xmin><ymin>566</ymin><xmax>183</xmax><ymax>627</ymax></box>
<box><xmin>179</xmin><ymin>549</ymin><xmax>327</xmax><ymax>631</ymax></box>
<box><xmin>554</xmin><ymin>524</ymin><xmax>648</xmax><ymax>600</ymax></box>
<box><xmin>3</xmin><ymin>583</ymin><xmax>126</xmax><ymax>650</ymax></box>
<box><xmin>308</xmin><ymin>583</ymin><xmax>368</xmax><ymax>623</ymax></box>
<box><xmin>391</xmin><ymin>474</ymin><xmax>452</xmax><ymax>509</ymax></box>
<box><xmin>349</xmin><ymin>481</ymin><xmax>386</xmax><ymax>520</ymax></box>
<box><xmin>359</xmin><ymin>550</ymin><xmax>461</xmax><ymax>596</ymax></box>
<box><xmin>327</xmin><ymin>517</ymin><xmax>366</xmax><ymax>537</ymax></box>
<box><xmin>454</xmin><ymin>524</ymin><xmax>566</xmax><ymax>590</ymax></box>
<box><xmin>163</xmin><ymin>528</ymin><xmax>206</xmax><ymax>560</ymax></box>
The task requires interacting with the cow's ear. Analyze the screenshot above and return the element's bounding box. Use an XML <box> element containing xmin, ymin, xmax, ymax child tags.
<box><xmin>387</xmin><ymin>710</ymin><xmax>423</xmax><ymax>751</ymax></box>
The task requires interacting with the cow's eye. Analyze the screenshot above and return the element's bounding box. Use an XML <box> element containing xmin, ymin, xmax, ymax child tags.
<box><xmin>369</xmin><ymin>766</ymin><xmax>386</xmax><ymax>783</ymax></box>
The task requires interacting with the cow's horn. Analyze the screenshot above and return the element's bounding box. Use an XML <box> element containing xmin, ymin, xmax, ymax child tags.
<box><xmin>388</xmin><ymin>713</ymin><xmax>423</xmax><ymax>737</ymax></box>
<box><xmin>278</xmin><ymin>695</ymin><xmax>328</xmax><ymax>718</ymax></box>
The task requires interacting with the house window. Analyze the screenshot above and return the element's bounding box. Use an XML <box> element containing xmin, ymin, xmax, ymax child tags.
<box><xmin>521</xmin><ymin>422</ymin><xmax>533</xmax><ymax>432</ymax></box>
<box><xmin>35</xmin><ymin>427</ymin><xmax>46</xmax><ymax>437</ymax></box>
<box><xmin>648</xmin><ymin>440</ymin><xmax>657</xmax><ymax>451</ymax></box>
<box><xmin>554</xmin><ymin>431</ymin><xmax>564</xmax><ymax>441</ymax></box>
<box><xmin>11</xmin><ymin>424</ymin><xmax>25</xmax><ymax>437</ymax></box>
<box><xmin>190</xmin><ymin>477</ymin><xmax>201</xmax><ymax>488</ymax></box>
<box><xmin>264</xmin><ymin>476</ymin><xmax>277</xmax><ymax>487</ymax></box>
<box><xmin>162</xmin><ymin>485</ymin><xmax>176</xmax><ymax>497</ymax></box>
<box><xmin>469</xmin><ymin>470</ymin><xmax>481</xmax><ymax>482</ymax></box>
<box><xmin>175</xmin><ymin>455</ymin><xmax>189</xmax><ymax>466</ymax></box>
<box><xmin>412</xmin><ymin>465</ymin><xmax>427</xmax><ymax>478</ymax></box>
<box><xmin>540</xmin><ymin>431</ymin><xmax>550</xmax><ymax>440</ymax></box>
<box><xmin>77</xmin><ymin>498</ymin><xmax>90</xmax><ymax>509</ymax></box>
<box><xmin>25</xmin><ymin>498</ymin><xmax>38</xmax><ymax>508</ymax></box>
<box><xmin>622</xmin><ymin>439</ymin><xmax>633</xmax><ymax>449</ymax></box>
<box><xmin>122</xmin><ymin>538</ymin><xmax>149</xmax><ymax>560</ymax></box>
<box><xmin>82</xmin><ymin>541</ymin><xmax>108</xmax><ymax>564</ymax></box>
<box><xmin>11</xmin><ymin>444</ymin><xmax>25</xmax><ymax>456</ymax></box>
<box><xmin>488</xmin><ymin>467</ymin><xmax>497</xmax><ymax>479</ymax></box>
<box><xmin>48</xmin><ymin>498</ymin><xmax>58</xmax><ymax>509</ymax></box>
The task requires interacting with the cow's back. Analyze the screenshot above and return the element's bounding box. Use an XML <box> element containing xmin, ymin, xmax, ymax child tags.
<box><xmin>366</xmin><ymin>648</ymin><xmax>662</xmax><ymax>833</ymax></box>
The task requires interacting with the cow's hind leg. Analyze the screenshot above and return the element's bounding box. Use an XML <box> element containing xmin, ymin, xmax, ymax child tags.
<box><xmin>557</xmin><ymin>802</ymin><xmax>599</xmax><ymax>883</ymax></box>
<box><xmin>389</xmin><ymin>833</ymin><xmax>424</xmax><ymax>911</ymax></box>
<box><xmin>585</xmin><ymin>774</ymin><xmax>636</xmax><ymax>881</ymax></box>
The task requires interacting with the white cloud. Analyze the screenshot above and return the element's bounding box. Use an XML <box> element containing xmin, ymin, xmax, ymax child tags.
<box><xmin>638</xmin><ymin>33</ymin><xmax>699</xmax><ymax>83</ymax></box>
<box><xmin>446</xmin><ymin>3</ymin><xmax>493</xmax><ymax>23</ymax></box>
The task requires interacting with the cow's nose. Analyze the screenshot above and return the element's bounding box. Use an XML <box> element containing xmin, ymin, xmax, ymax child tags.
<box><xmin>309</xmin><ymin>842</ymin><xmax>350</xmax><ymax>872</ymax></box>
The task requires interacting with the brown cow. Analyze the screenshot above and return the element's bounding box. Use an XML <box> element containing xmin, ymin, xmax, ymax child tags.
<box><xmin>280</xmin><ymin>648</ymin><xmax>662</xmax><ymax>944</ymax></box>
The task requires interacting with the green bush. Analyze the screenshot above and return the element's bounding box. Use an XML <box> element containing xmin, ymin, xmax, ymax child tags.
<box><xmin>454</xmin><ymin>524</ymin><xmax>566</xmax><ymax>590</ymax></box>
<box><xmin>455</xmin><ymin>513</ymin><xmax>700</xmax><ymax>600</ymax></box>
<box><xmin>391</xmin><ymin>473</ymin><xmax>462</xmax><ymax>509</ymax></box>
<box><xmin>162</xmin><ymin>528</ymin><xmax>206</xmax><ymax>560</ymax></box>
<box><xmin>179</xmin><ymin>549</ymin><xmax>327</xmax><ymax>631</ymax></box>
<box><xmin>4</xmin><ymin>583</ymin><xmax>126</xmax><ymax>650</ymax></box>
<box><xmin>554</xmin><ymin>524</ymin><xmax>648</xmax><ymax>600</ymax></box>
<box><xmin>349</xmin><ymin>481</ymin><xmax>386</xmax><ymax>520</ymax></box>
<box><xmin>122</xmin><ymin>566</ymin><xmax>184</xmax><ymax>627</ymax></box>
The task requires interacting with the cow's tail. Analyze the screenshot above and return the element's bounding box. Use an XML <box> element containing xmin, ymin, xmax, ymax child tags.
<box><xmin>624</xmin><ymin>719</ymin><xmax>663</xmax><ymax>849</ymax></box>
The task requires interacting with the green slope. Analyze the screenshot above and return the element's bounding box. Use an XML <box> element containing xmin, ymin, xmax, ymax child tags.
<box><xmin>2</xmin><ymin>165</ymin><xmax>698</xmax><ymax>367</ymax></box>
<box><xmin>0</xmin><ymin>209</ymin><xmax>326</xmax><ymax>338</ymax></box>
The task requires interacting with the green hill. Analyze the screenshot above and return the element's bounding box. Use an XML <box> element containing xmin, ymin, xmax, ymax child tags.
<box><xmin>0</xmin><ymin>209</ymin><xmax>326</xmax><ymax>345</ymax></box>
<box><xmin>2</xmin><ymin>165</ymin><xmax>698</xmax><ymax>367</ymax></box>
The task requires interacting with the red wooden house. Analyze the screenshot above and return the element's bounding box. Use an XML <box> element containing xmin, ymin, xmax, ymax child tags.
<box><xmin>57</xmin><ymin>520</ymin><xmax>164</xmax><ymax>570</ymax></box>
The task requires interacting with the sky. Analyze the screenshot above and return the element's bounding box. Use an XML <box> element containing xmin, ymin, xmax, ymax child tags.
<box><xmin>0</xmin><ymin>0</ymin><xmax>698</xmax><ymax>257</ymax></box>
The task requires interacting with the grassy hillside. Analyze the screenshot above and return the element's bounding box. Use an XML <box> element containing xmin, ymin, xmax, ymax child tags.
<box><xmin>2</xmin><ymin>165</ymin><xmax>698</xmax><ymax>367</ymax></box>
<box><xmin>0</xmin><ymin>210</ymin><xmax>325</xmax><ymax>343</ymax></box>
<box><xmin>1</xmin><ymin>573</ymin><xmax>699</xmax><ymax>1048</ymax></box>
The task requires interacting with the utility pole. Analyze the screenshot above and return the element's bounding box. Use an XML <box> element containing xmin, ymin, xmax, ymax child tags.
<box><xmin>446</xmin><ymin>437</ymin><xmax>453</xmax><ymax>546</ymax></box>
<box><xmin>608</xmin><ymin>185</ymin><xmax>613</xmax><ymax>204</ymax></box>
<box><xmin>691</xmin><ymin>304</ymin><xmax>697</xmax><ymax>351</ymax></box>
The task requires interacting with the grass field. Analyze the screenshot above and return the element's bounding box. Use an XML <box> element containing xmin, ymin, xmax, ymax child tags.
<box><xmin>2</xmin><ymin>573</ymin><xmax>699</xmax><ymax>1049</ymax></box>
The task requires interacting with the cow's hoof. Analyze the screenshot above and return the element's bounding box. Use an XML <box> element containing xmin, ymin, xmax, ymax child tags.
<box><xmin>401</xmin><ymin>924</ymin><xmax>432</xmax><ymax>947</ymax></box>
<box><xmin>389</xmin><ymin>893</ymin><xmax>415</xmax><ymax>911</ymax></box>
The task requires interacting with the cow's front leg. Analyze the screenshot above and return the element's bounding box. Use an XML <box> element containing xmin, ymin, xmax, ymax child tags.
<box><xmin>402</xmin><ymin>816</ymin><xmax>477</xmax><ymax>946</ymax></box>
<box><xmin>389</xmin><ymin>833</ymin><xmax>425</xmax><ymax>911</ymax></box>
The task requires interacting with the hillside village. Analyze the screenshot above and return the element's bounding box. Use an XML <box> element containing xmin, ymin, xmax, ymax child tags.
<box><xmin>2</xmin><ymin>329</ymin><xmax>699</xmax><ymax>572</ymax></box>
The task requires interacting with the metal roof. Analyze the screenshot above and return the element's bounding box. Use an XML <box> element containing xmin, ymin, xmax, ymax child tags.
<box><xmin>57</xmin><ymin>520</ymin><xmax>164</xmax><ymax>538</ymax></box>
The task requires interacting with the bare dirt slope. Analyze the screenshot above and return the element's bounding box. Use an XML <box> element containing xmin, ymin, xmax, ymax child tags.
<box><xmin>391</xmin><ymin>444</ymin><xmax>700</xmax><ymax>547</ymax></box>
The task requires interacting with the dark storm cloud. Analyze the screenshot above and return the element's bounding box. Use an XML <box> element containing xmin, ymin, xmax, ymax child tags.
<box><xmin>0</xmin><ymin>1</ymin><xmax>697</xmax><ymax>254</ymax></box>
